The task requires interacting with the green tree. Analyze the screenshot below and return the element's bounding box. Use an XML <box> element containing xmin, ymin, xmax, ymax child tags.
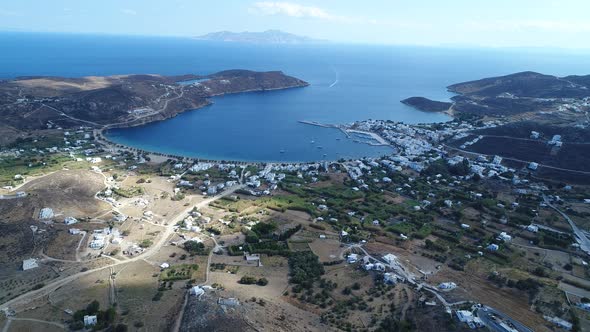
<box><xmin>86</xmin><ymin>300</ymin><xmax>100</xmax><ymax>315</ymax></box>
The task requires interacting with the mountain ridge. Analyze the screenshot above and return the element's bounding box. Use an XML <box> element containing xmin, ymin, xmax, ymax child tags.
<box><xmin>194</xmin><ymin>30</ymin><xmax>326</xmax><ymax>44</ymax></box>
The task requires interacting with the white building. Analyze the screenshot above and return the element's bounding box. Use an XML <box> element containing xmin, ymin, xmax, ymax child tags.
<box><xmin>373</xmin><ymin>263</ymin><xmax>385</xmax><ymax>271</ymax></box>
<box><xmin>456</xmin><ymin>310</ymin><xmax>484</xmax><ymax>328</ymax></box>
<box><xmin>39</xmin><ymin>208</ymin><xmax>54</xmax><ymax>219</ymax></box>
<box><xmin>382</xmin><ymin>253</ymin><xmax>398</xmax><ymax>265</ymax></box>
<box><xmin>64</xmin><ymin>217</ymin><xmax>78</xmax><ymax>225</ymax></box>
<box><xmin>498</xmin><ymin>232</ymin><xmax>512</xmax><ymax>242</ymax></box>
<box><xmin>438</xmin><ymin>282</ymin><xmax>457</xmax><ymax>290</ymax></box>
<box><xmin>190</xmin><ymin>286</ymin><xmax>205</xmax><ymax>296</ymax></box>
<box><xmin>544</xmin><ymin>316</ymin><xmax>572</xmax><ymax>331</ymax></box>
<box><xmin>384</xmin><ymin>272</ymin><xmax>397</xmax><ymax>285</ymax></box>
<box><xmin>84</xmin><ymin>315</ymin><xmax>97</xmax><ymax>326</ymax></box>
<box><xmin>528</xmin><ymin>162</ymin><xmax>539</xmax><ymax>170</ymax></box>
<box><xmin>487</xmin><ymin>243</ymin><xmax>499</xmax><ymax>251</ymax></box>
<box><xmin>245</xmin><ymin>253</ymin><xmax>261</xmax><ymax>263</ymax></box>
<box><xmin>90</xmin><ymin>233</ymin><xmax>106</xmax><ymax>249</ymax></box>
<box><xmin>22</xmin><ymin>258</ymin><xmax>39</xmax><ymax>271</ymax></box>
<box><xmin>347</xmin><ymin>253</ymin><xmax>359</xmax><ymax>264</ymax></box>
<box><xmin>69</xmin><ymin>228</ymin><xmax>81</xmax><ymax>235</ymax></box>
<box><xmin>207</xmin><ymin>186</ymin><xmax>217</xmax><ymax>195</ymax></box>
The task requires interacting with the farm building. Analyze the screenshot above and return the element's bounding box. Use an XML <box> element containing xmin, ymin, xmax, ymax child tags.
<box><xmin>22</xmin><ymin>258</ymin><xmax>39</xmax><ymax>271</ymax></box>
<box><xmin>39</xmin><ymin>208</ymin><xmax>54</xmax><ymax>219</ymax></box>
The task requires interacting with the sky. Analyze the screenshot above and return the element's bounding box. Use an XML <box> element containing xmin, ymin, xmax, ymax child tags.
<box><xmin>1</xmin><ymin>0</ymin><xmax>590</xmax><ymax>48</ymax></box>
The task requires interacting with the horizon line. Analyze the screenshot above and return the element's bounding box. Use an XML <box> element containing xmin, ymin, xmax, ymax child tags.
<box><xmin>3</xmin><ymin>28</ymin><xmax>590</xmax><ymax>52</ymax></box>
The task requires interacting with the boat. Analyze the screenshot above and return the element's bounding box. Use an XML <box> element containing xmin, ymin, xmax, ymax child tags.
<box><xmin>317</xmin><ymin>146</ymin><xmax>323</xmax><ymax>149</ymax></box>
<box><xmin>280</xmin><ymin>149</ymin><xmax>285</xmax><ymax>154</ymax></box>
<box><xmin>310</xmin><ymin>140</ymin><xmax>315</xmax><ymax>144</ymax></box>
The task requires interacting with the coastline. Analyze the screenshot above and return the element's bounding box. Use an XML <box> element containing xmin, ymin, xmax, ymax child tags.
<box><xmin>96</xmin><ymin>82</ymin><xmax>322</xmax><ymax>165</ymax></box>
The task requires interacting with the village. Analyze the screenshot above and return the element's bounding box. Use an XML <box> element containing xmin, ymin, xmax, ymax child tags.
<box><xmin>0</xmin><ymin>103</ymin><xmax>589</xmax><ymax>332</ymax></box>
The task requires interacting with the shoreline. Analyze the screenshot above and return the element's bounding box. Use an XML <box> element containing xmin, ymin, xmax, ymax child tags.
<box><xmin>92</xmin><ymin>83</ymin><xmax>449</xmax><ymax>166</ymax></box>
<box><xmin>98</xmin><ymin>118</ymin><xmax>397</xmax><ymax>165</ymax></box>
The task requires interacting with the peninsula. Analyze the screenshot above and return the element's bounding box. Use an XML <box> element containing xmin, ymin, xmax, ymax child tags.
<box><xmin>401</xmin><ymin>97</ymin><xmax>452</xmax><ymax>113</ymax></box>
<box><xmin>0</xmin><ymin>70</ymin><xmax>308</xmax><ymax>145</ymax></box>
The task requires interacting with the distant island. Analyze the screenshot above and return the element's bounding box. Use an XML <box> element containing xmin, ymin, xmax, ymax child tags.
<box><xmin>194</xmin><ymin>30</ymin><xmax>325</xmax><ymax>44</ymax></box>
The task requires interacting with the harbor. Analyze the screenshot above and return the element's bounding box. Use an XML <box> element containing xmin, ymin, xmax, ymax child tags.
<box><xmin>298</xmin><ymin>120</ymin><xmax>392</xmax><ymax>147</ymax></box>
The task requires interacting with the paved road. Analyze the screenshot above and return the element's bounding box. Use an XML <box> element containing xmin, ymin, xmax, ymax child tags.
<box><xmin>543</xmin><ymin>195</ymin><xmax>590</xmax><ymax>255</ymax></box>
<box><xmin>478</xmin><ymin>306</ymin><xmax>533</xmax><ymax>332</ymax></box>
<box><xmin>444</xmin><ymin>144</ymin><xmax>590</xmax><ymax>175</ymax></box>
<box><xmin>0</xmin><ymin>194</ymin><xmax>26</xmax><ymax>200</ymax></box>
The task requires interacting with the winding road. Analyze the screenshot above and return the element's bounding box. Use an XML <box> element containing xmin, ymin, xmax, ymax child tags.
<box><xmin>543</xmin><ymin>195</ymin><xmax>590</xmax><ymax>255</ymax></box>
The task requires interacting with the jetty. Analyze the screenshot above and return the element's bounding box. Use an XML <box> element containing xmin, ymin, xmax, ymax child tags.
<box><xmin>298</xmin><ymin>120</ymin><xmax>351</xmax><ymax>138</ymax></box>
<box><xmin>299</xmin><ymin>120</ymin><xmax>392</xmax><ymax>146</ymax></box>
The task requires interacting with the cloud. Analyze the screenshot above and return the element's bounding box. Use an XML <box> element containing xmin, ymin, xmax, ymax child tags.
<box><xmin>249</xmin><ymin>1</ymin><xmax>403</xmax><ymax>26</ymax></box>
<box><xmin>120</xmin><ymin>8</ymin><xmax>137</xmax><ymax>16</ymax></box>
<box><xmin>250</xmin><ymin>2</ymin><xmax>333</xmax><ymax>20</ymax></box>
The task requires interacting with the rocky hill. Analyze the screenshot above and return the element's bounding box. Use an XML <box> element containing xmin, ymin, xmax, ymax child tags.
<box><xmin>447</xmin><ymin>71</ymin><xmax>590</xmax><ymax>99</ymax></box>
<box><xmin>401</xmin><ymin>97</ymin><xmax>452</xmax><ymax>113</ymax></box>
<box><xmin>402</xmin><ymin>71</ymin><xmax>590</xmax><ymax>118</ymax></box>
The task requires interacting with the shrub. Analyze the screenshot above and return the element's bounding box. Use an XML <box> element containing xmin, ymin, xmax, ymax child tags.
<box><xmin>115</xmin><ymin>324</ymin><xmax>128</xmax><ymax>332</ymax></box>
<box><xmin>184</xmin><ymin>241</ymin><xmax>208</xmax><ymax>255</ymax></box>
<box><xmin>152</xmin><ymin>291</ymin><xmax>163</xmax><ymax>301</ymax></box>
<box><xmin>239</xmin><ymin>276</ymin><xmax>258</xmax><ymax>285</ymax></box>
<box><xmin>32</xmin><ymin>283</ymin><xmax>44</xmax><ymax>290</ymax></box>
<box><xmin>139</xmin><ymin>239</ymin><xmax>153</xmax><ymax>248</ymax></box>
<box><xmin>288</xmin><ymin>251</ymin><xmax>325</xmax><ymax>286</ymax></box>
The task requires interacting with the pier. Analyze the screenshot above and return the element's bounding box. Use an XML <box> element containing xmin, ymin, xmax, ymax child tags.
<box><xmin>299</xmin><ymin>120</ymin><xmax>391</xmax><ymax>145</ymax></box>
<box><xmin>298</xmin><ymin>120</ymin><xmax>351</xmax><ymax>138</ymax></box>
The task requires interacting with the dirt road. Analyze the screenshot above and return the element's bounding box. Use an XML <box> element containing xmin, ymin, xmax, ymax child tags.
<box><xmin>0</xmin><ymin>184</ymin><xmax>245</xmax><ymax>313</ymax></box>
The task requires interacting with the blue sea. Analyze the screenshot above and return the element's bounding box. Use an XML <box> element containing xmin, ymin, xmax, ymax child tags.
<box><xmin>3</xmin><ymin>32</ymin><xmax>590</xmax><ymax>162</ymax></box>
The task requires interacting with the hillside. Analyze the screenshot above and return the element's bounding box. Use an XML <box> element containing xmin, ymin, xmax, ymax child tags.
<box><xmin>401</xmin><ymin>97</ymin><xmax>452</xmax><ymax>113</ymax></box>
<box><xmin>447</xmin><ymin>71</ymin><xmax>590</xmax><ymax>99</ymax></box>
<box><xmin>0</xmin><ymin>70</ymin><xmax>309</xmax><ymax>139</ymax></box>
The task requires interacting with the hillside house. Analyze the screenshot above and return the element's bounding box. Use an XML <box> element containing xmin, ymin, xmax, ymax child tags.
<box><xmin>347</xmin><ymin>253</ymin><xmax>359</xmax><ymax>264</ymax></box>
<box><xmin>39</xmin><ymin>208</ymin><xmax>54</xmax><ymax>219</ymax></box>
<box><xmin>22</xmin><ymin>258</ymin><xmax>39</xmax><ymax>271</ymax></box>
<box><xmin>84</xmin><ymin>315</ymin><xmax>97</xmax><ymax>326</ymax></box>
